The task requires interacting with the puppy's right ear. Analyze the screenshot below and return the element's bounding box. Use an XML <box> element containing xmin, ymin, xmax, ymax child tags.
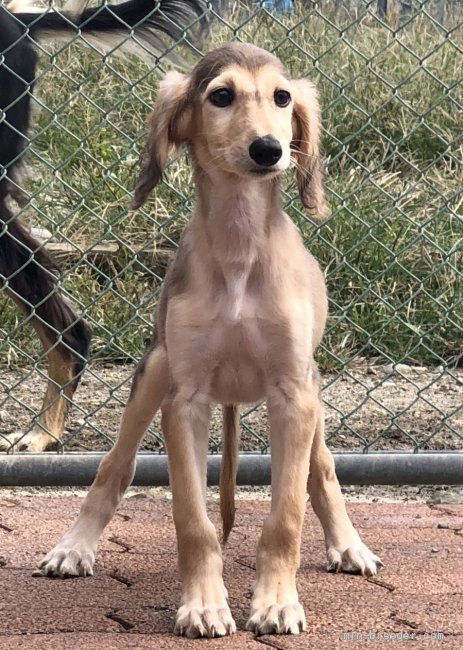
<box><xmin>132</xmin><ymin>71</ymin><xmax>191</xmax><ymax>209</ymax></box>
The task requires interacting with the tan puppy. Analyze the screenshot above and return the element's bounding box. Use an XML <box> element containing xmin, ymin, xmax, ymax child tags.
<box><xmin>40</xmin><ymin>43</ymin><xmax>383</xmax><ymax>638</ymax></box>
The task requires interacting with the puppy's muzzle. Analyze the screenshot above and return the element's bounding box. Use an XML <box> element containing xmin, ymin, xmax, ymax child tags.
<box><xmin>249</xmin><ymin>135</ymin><xmax>282</xmax><ymax>167</ymax></box>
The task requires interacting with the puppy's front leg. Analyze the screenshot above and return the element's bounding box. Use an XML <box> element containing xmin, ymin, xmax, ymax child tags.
<box><xmin>247</xmin><ymin>383</ymin><xmax>317</xmax><ymax>636</ymax></box>
<box><xmin>40</xmin><ymin>346</ymin><xmax>168</xmax><ymax>577</ymax></box>
<box><xmin>162</xmin><ymin>391</ymin><xmax>236</xmax><ymax>638</ymax></box>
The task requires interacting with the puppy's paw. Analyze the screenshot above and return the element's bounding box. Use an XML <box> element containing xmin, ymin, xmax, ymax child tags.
<box><xmin>38</xmin><ymin>538</ymin><xmax>95</xmax><ymax>578</ymax></box>
<box><xmin>246</xmin><ymin>602</ymin><xmax>306</xmax><ymax>636</ymax></box>
<box><xmin>0</xmin><ymin>430</ymin><xmax>57</xmax><ymax>452</ymax></box>
<box><xmin>327</xmin><ymin>543</ymin><xmax>383</xmax><ymax>577</ymax></box>
<box><xmin>175</xmin><ymin>603</ymin><xmax>236</xmax><ymax>638</ymax></box>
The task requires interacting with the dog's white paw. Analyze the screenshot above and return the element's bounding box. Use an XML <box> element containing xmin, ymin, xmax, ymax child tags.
<box><xmin>0</xmin><ymin>430</ymin><xmax>57</xmax><ymax>452</ymax></box>
<box><xmin>327</xmin><ymin>542</ymin><xmax>383</xmax><ymax>577</ymax></box>
<box><xmin>39</xmin><ymin>537</ymin><xmax>95</xmax><ymax>578</ymax></box>
<box><xmin>246</xmin><ymin>602</ymin><xmax>306</xmax><ymax>636</ymax></box>
<box><xmin>174</xmin><ymin>603</ymin><xmax>236</xmax><ymax>638</ymax></box>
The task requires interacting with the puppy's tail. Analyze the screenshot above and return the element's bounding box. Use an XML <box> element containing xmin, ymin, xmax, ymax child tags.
<box><xmin>12</xmin><ymin>0</ymin><xmax>213</xmax><ymax>61</ymax></box>
<box><xmin>220</xmin><ymin>404</ymin><xmax>240</xmax><ymax>544</ymax></box>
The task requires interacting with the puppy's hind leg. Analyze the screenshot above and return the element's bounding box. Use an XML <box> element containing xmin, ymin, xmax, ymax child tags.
<box><xmin>39</xmin><ymin>345</ymin><xmax>169</xmax><ymax>578</ymax></box>
<box><xmin>308</xmin><ymin>410</ymin><xmax>383</xmax><ymax>576</ymax></box>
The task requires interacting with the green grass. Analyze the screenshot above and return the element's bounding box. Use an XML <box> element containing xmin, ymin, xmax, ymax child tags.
<box><xmin>1</xmin><ymin>2</ymin><xmax>462</xmax><ymax>370</ymax></box>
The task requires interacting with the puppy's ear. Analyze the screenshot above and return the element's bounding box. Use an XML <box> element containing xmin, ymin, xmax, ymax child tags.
<box><xmin>291</xmin><ymin>79</ymin><xmax>329</xmax><ymax>220</ymax></box>
<box><xmin>132</xmin><ymin>71</ymin><xmax>191</xmax><ymax>209</ymax></box>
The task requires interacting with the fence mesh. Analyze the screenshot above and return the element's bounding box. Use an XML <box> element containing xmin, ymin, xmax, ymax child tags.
<box><xmin>0</xmin><ymin>0</ymin><xmax>462</xmax><ymax>455</ymax></box>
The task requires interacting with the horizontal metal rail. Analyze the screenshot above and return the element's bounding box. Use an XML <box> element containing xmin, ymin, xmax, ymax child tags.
<box><xmin>1</xmin><ymin>452</ymin><xmax>463</xmax><ymax>486</ymax></box>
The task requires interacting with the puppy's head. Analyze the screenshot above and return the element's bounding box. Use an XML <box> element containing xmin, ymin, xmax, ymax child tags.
<box><xmin>133</xmin><ymin>43</ymin><xmax>328</xmax><ymax>219</ymax></box>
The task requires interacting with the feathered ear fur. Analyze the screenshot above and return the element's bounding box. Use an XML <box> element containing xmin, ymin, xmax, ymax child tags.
<box><xmin>291</xmin><ymin>79</ymin><xmax>329</xmax><ymax>220</ymax></box>
<box><xmin>132</xmin><ymin>71</ymin><xmax>191</xmax><ymax>209</ymax></box>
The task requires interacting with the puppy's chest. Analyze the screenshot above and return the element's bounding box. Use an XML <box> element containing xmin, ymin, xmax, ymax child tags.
<box><xmin>168</xmin><ymin>269</ymin><xmax>299</xmax><ymax>403</ymax></box>
<box><xmin>224</xmin><ymin>271</ymin><xmax>254</xmax><ymax>322</ymax></box>
<box><xmin>209</xmin><ymin>281</ymin><xmax>266</xmax><ymax>403</ymax></box>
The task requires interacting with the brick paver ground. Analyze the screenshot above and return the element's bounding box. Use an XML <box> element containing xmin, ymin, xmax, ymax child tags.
<box><xmin>0</xmin><ymin>493</ymin><xmax>462</xmax><ymax>649</ymax></box>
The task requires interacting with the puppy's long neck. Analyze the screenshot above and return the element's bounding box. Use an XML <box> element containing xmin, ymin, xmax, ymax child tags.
<box><xmin>194</xmin><ymin>171</ymin><xmax>280</xmax><ymax>276</ymax></box>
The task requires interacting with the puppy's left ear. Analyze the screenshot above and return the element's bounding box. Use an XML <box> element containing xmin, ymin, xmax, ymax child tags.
<box><xmin>132</xmin><ymin>71</ymin><xmax>191</xmax><ymax>209</ymax></box>
<box><xmin>291</xmin><ymin>79</ymin><xmax>329</xmax><ymax>220</ymax></box>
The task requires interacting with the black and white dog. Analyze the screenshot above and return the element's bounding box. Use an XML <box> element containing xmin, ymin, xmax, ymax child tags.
<box><xmin>0</xmin><ymin>0</ymin><xmax>211</xmax><ymax>451</ymax></box>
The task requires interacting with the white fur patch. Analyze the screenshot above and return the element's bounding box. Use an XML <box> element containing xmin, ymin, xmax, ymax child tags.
<box><xmin>227</xmin><ymin>271</ymin><xmax>248</xmax><ymax>320</ymax></box>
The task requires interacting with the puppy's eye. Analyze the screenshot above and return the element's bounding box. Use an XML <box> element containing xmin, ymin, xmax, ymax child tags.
<box><xmin>209</xmin><ymin>88</ymin><xmax>234</xmax><ymax>107</ymax></box>
<box><xmin>274</xmin><ymin>90</ymin><xmax>291</xmax><ymax>107</ymax></box>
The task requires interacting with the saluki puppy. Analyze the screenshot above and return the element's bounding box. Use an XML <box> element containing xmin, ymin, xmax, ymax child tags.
<box><xmin>0</xmin><ymin>0</ymin><xmax>211</xmax><ymax>451</ymax></box>
<box><xmin>40</xmin><ymin>43</ymin><xmax>383</xmax><ymax>636</ymax></box>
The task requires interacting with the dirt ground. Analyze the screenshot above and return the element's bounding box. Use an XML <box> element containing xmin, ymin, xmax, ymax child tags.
<box><xmin>0</xmin><ymin>360</ymin><xmax>462</xmax><ymax>452</ymax></box>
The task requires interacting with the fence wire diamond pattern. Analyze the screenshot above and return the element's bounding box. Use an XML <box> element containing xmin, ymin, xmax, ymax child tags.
<box><xmin>0</xmin><ymin>0</ymin><xmax>462</xmax><ymax>456</ymax></box>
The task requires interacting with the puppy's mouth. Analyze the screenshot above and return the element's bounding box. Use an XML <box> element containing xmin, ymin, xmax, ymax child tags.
<box><xmin>248</xmin><ymin>166</ymin><xmax>281</xmax><ymax>176</ymax></box>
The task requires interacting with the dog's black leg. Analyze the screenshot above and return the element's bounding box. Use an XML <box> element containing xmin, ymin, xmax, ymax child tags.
<box><xmin>0</xmin><ymin>204</ymin><xmax>91</xmax><ymax>451</ymax></box>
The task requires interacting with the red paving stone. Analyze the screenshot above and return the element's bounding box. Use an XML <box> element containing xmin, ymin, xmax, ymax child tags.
<box><xmin>0</xmin><ymin>495</ymin><xmax>462</xmax><ymax>649</ymax></box>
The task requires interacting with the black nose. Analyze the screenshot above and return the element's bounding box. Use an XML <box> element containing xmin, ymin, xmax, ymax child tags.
<box><xmin>249</xmin><ymin>135</ymin><xmax>282</xmax><ymax>167</ymax></box>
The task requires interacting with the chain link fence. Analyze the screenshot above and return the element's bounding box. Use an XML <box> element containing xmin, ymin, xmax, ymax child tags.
<box><xmin>0</xmin><ymin>0</ymin><xmax>462</xmax><ymax>460</ymax></box>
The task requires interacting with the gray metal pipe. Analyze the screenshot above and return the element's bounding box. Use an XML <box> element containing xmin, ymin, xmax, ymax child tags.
<box><xmin>0</xmin><ymin>452</ymin><xmax>463</xmax><ymax>486</ymax></box>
